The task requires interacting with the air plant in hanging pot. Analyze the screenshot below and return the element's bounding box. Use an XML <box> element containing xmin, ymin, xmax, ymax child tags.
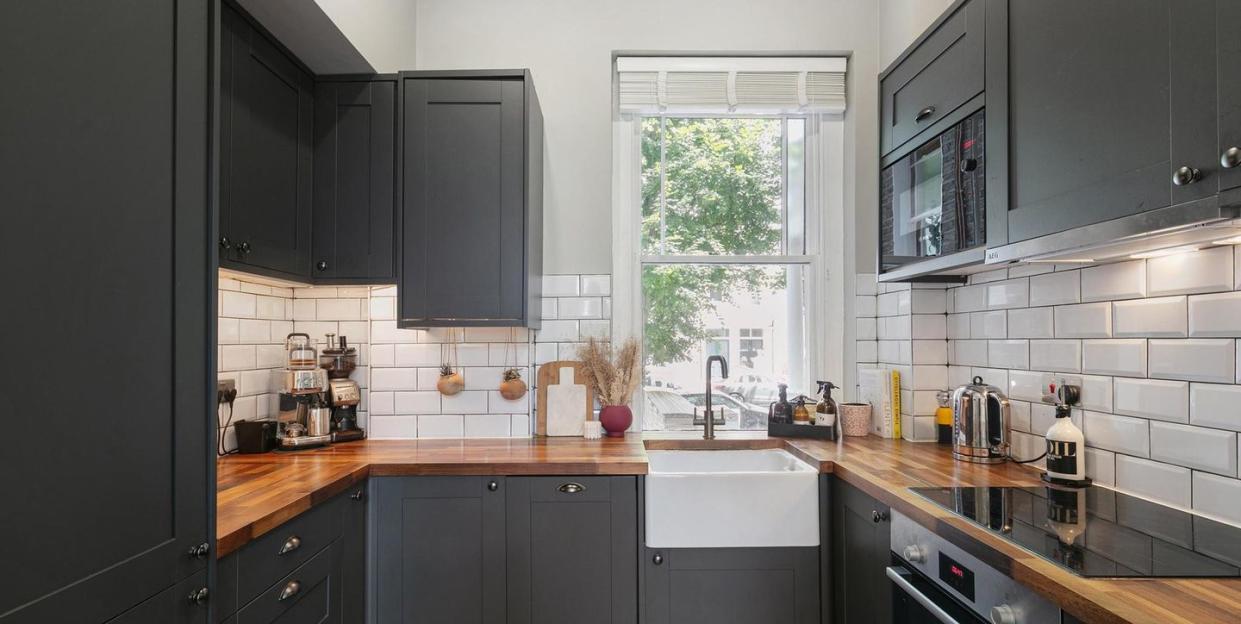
<box><xmin>499</xmin><ymin>368</ymin><xmax>528</xmax><ymax>400</ymax></box>
<box><xmin>437</xmin><ymin>363</ymin><xmax>464</xmax><ymax>396</ymax></box>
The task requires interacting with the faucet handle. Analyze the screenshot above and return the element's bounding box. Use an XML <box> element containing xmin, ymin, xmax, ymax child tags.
<box><xmin>693</xmin><ymin>407</ymin><xmax>725</xmax><ymax>426</ymax></box>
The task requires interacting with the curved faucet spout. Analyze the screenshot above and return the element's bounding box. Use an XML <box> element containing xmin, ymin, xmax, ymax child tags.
<box><xmin>703</xmin><ymin>356</ymin><xmax>729</xmax><ymax>439</ymax></box>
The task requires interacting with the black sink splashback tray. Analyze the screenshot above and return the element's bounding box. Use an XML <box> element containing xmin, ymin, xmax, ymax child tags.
<box><xmin>911</xmin><ymin>486</ymin><xmax>1241</xmax><ymax>578</ymax></box>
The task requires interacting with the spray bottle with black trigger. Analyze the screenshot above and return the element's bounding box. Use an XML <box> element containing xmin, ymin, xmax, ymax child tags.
<box><xmin>1041</xmin><ymin>379</ymin><xmax>1091</xmax><ymax>487</ymax></box>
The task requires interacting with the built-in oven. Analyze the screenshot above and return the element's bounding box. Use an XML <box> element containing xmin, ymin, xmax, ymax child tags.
<box><xmin>889</xmin><ymin>509</ymin><xmax>1062</xmax><ymax>624</ymax></box>
<box><xmin>879</xmin><ymin>108</ymin><xmax>986</xmax><ymax>278</ymax></box>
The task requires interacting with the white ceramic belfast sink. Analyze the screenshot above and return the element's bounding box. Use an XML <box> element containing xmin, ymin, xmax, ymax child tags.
<box><xmin>644</xmin><ymin>449</ymin><xmax>820</xmax><ymax>548</ymax></box>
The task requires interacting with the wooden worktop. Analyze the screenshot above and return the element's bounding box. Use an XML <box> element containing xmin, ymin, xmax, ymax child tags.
<box><xmin>216</xmin><ymin>434</ymin><xmax>1241</xmax><ymax>624</ymax></box>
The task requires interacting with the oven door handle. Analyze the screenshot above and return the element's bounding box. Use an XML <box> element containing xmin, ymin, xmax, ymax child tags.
<box><xmin>886</xmin><ymin>566</ymin><xmax>963</xmax><ymax>624</ymax></box>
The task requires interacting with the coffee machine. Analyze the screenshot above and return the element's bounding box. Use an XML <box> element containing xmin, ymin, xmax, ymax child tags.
<box><xmin>277</xmin><ymin>333</ymin><xmax>332</xmax><ymax>450</ymax></box>
<box><xmin>320</xmin><ymin>334</ymin><xmax>365</xmax><ymax>442</ymax></box>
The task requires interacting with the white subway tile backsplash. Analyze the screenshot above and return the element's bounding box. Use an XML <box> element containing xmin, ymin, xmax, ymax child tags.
<box><xmin>464</xmin><ymin>413</ymin><xmax>512</xmax><ymax>438</ymax></box>
<box><xmin>1008</xmin><ymin>264</ymin><xmax>1055</xmax><ymax>278</ymax></box>
<box><xmin>910</xmin><ymin>290</ymin><xmax>947</xmax><ymax>314</ymax></box>
<box><xmin>1112</xmin><ymin>377</ymin><xmax>1188</xmax><ymax>423</ymax></box>
<box><xmin>910</xmin><ymin>365</ymin><xmax>948</xmax><ymax>391</ymax></box>
<box><xmin>1084</xmin><ymin>411</ymin><xmax>1150</xmax><ymax>456</ymax></box>
<box><xmin>1115</xmin><ymin>455</ymin><xmax>1192</xmax><ymax>508</ymax></box>
<box><xmin>1007</xmin><ymin>370</ymin><xmax>1048</xmax><ymax>403</ymax></box>
<box><xmin>1029</xmin><ymin>270</ymin><xmax>1080</xmax><ymax>307</ymax></box>
<box><xmin>256</xmin><ymin>295</ymin><xmax>287</xmax><ymax>320</ymax></box>
<box><xmin>1009</xmin><ymin>400</ymin><xmax>1032</xmax><ymax>432</ymax></box>
<box><xmin>511</xmin><ymin>414</ymin><xmax>532</xmax><ymax>437</ymax></box>
<box><xmin>911</xmin><ymin>315</ymin><xmax>947</xmax><ymax>340</ymax></box>
<box><xmin>555</xmin><ymin>297</ymin><xmax>602</xmax><ymax>319</ymax></box>
<box><xmin>237</xmin><ymin>319</ymin><xmax>269</xmax><ymax>344</ymax></box>
<box><xmin>1113</xmin><ymin>296</ymin><xmax>1187</xmax><ymax>337</ymax></box>
<box><xmin>370</xmin><ymin>321</ymin><xmax>420</xmax><ymax>344</ymax></box>
<box><xmin>369</xmin><ymin>415</ymin><xmax>417</xmax><ymax>439</ymax></box>
<box><xmin>220</xmin><ymin>345</ymin><xmax>256</xmax><ymax>371</ymax></box>
<box><xmin>855</xmin><ymin>295</ymin><xmax>877</xmax><ymax>317</ymax></box>
<box><xmin>953</xmin><ymin>340</ymin><xmax>988</xmax><ymax>367</ymax></box>
<box><xmin>1189</xmin><ymin>383</ymin><xmax>1241</xmax><ymax>432</ymax></box>
<box><xmin>394</xmin><ymin>344</ymin><xmax>440</xmax><ymax>367</ymax></box>
<box><xmin>1147</xmin><ymin>246</ymin><xmax>1234</xmax><ymax>297</ymax></box>
<box><xmin>221</xmin><ymin>291</ymin><xmax>257</xmax><ymax>318</ymax></box>
<box><xmin>988</xmin><ymin>340</ymin><xmax>1029</xmax><ymax>370</ymax></box>
<box><xmin>1148</xmin><ymin>339</ymin><xmax>1236</xmax><ymax>383</ymax></box>
<box><xmin>855</xmin><ymin>273</ymin><xmax>878</xmax><ymax>296</ymax></box>
<box><xmin>857</xmin><ymin>317</ymin><xmax>877</xmax><ymax>340</ymax></box>
<box><xmin>372</xmin><ymin>368</ymin><xmax>418</xmax><ymax>391</ymax></box>
<box><xmin>1084</xmin><ymin>447</ymin><xmax>1117</xmax><ymax>486</ymax></box>
<box><xmin>912</xmin><ymin>340</ymin><xmax>947</xmax><ymax>365</ymax></box>
<box><xmin>856</xmin><ymin>340</ymin><xmax>878</xmax><ymax>363</ymax></box>
<box><xmin>1081</xmin><ymin>260</ymin><xmax>1146</xmax><ymax>302</ymax></box>
<box><xmin>394</xmin><ymin>391</ymin><xmax>441</xmax><ymax>414</ymax></box>
<box><xmin>954</xmin><ymin>285</ymin><xmax>987</xmax><ymax>313</ymax></box>
<box><xmin>1082</xmin><ymin>339</ymin><xmax>1146</xmax><ymax>377</ymax></box>
<box><xmin>1077</xmin><ymin>375</ymin><xmax>1114</xmax><ymax>413</ymax></box>
<box><xmin>1054</xmin><ymin>303</ymin><xmax>1112</xmax><ymax>338</ymax></box>
<box><xmin>417</xmin><ymin>414</ymin><xmax>464</xmax><ymax>437</ymax></box>
<box><xmin>877</xmin><ymin>291</ymin><xmax>904</xmax><ymax>317</ymax></box>
<box><xmin>441</xmin><ymin>390</ymin><xmax>489</xmax><ymax>414</ymax></box>
<box><xmin>369</xmin><ymin>297</ymin><xmax>396</xmax><ymax>321</ymax></box>
<box><xmin>970</xmin><ymin>368</ymin><xmax>1009</xmax><ymax>394</ymax></box>
<box><xmin>218</xmin><ymin>318</ymin><xmax>240</xmax><ymax>344</ymax></box>
<box><xmin>1188</xmin><ymin>292</ymin><xmax>1241</xmax><ymax>337</ymax></box>
<box><xmin>579</xmin><ymin>319</ymin><xmax>611</xmax><ymax>339</ymax></box>
<box><xmin>369</xmin><ymin>391</ymin><xmax>394</xmax><ymax>415</ymax></box>
<box><xmin>1007</xmin><ymin>307</ymin><xmax>1054</xmax><ymax>339</ymax></box>
<box><xmin>970</xmin><ymin>311</ymin><xmax>1007</xmax><ymax>339</ymax></box>
<box><xmin>947</xmin><ymin>314</ymin><xmax>970</xmax><ymax>339</ymax></box>
<box><xmin>1192</xmin><ymin>472</ymin><xmax>1241</xmax><ymax>525</ymax></box>
<box><xmin>877</xmin><ymin>340</ymin><xmax>901</xmax><ymax>364</ymax></box>
<box><xmin>542</xmin><ymin>275</ymin><xmax>579</xmax><ymax>297</ymax></box>
<box><xmin>948</xmin><ymin>365</ymin><xmax>973</xmax><ymax>388</ymax></box>
<box><xmin>580</xmin><ymin>275</ymin><xmax>611</xmax><ymax>296</ymax></box>
<box><xmin>987</xmin><ymin>279</ymin><xmax>1029</xmax><ymax>310</ymax></box>
<box><xmin>540</xmin><ymin>298</ymin><xmax>558</xmax><ymax>320</ymax></box>
<box><xmin>970</xmin><ymin>268</ymin><xmax>1010</xmax><ymax>284</ymax></box>
<box><xmin>1028</xmin><ymin>340</ymin><xmax>1082</xmax><ymax>373</ymax></box>
<box><xmin>536</xmin><ymin>320</ymin><xmax>579</xmax><ymax>342</ymax></box>
<box><xmin>292</xmin><ymin>299</ymin><xmax>316</xmax><ymax>321</ymax></box>
<box><xmin>256</xmin><ymin>345</ymin><xmax>284</xmax><ymax>369</ymax></box>
<box><xmin>1150</xmin><ymin>421</ymin><xmax>1237</xmax><ymax>476</ymax></box>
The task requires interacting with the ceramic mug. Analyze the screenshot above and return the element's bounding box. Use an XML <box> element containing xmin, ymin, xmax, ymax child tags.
<box><xmin>839</xmin><ymin>403</ymin><xmax>872</xmax><ymax>437</ymax></box>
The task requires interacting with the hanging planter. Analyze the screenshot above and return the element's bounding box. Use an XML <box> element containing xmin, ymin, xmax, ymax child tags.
<box><xmin>437</xmin><ymin>329</ymin><xmax>464</xmax><ymax>396</ymax></box>
<box><xmin>499</xmin><ymin>368</ymin><xmax>528</xmax><ymax>400</ymax></box>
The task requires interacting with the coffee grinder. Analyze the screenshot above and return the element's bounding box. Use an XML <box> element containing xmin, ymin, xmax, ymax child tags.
<box><xmin>277</xmin><ymin>333</ymin><xmax>332</xmax><ymax>450</ymax></box>
<box><xmin>319</xmin><ymin>334</ymin><xmax>365</xmax><ymax>442</ymax></box>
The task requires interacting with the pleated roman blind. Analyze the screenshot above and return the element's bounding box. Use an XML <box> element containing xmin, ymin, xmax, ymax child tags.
<box><xmin>616</xmin><ymin>56</ymin><xmax>847</xmax><ymax>114</ymax></box>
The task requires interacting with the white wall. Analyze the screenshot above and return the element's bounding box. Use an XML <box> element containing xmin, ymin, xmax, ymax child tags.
<box><xmin>877</xmin><ymin>0</ymin><xmax>956</xmax><ymax>71</ymax></box>
<box><xmin>315</xmin><ymin>0</ymin><xmax>417</xmax><ymax>72</ymax></box>
<box><xmin>410</xmin><ymin>0</ymin><xmax>880</xmax><ymax>275</ymax></box>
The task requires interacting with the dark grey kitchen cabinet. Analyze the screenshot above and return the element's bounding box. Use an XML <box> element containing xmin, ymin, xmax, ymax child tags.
<box><xmin>989</xmin><ymin>0</ymin><xmax>1219</xmax><ymax>247</ymax></box>
<box><xmin>879</xmin><ymin>0</ymin><xmax>985</xmax><ymax>158</ymax></box>
<box><xmin>0</xmin><ymin>0</ymin><xmax>212</xmax><ymax>622</ymax></box>
<box><xmin>235</xmin><ymin>541</ymin><xmax>342</xmax><ymax>624</ymax></box>
<box><xmin>374</xmin><ymin>476</ymin><xmax>508</xmax><ymax>623</ymax></box>
<box><xmin>107</xmin><ymin>571</ymin><xmax>210</xmax><ymax>624</ymax></box>
<box><xmin>832</xmin><ymin>479</ymin><xmax>892</xmax><ymax>624</ymax></box>
<box><xmin>313</xmin><ymin>77</ymin><xmax>398</xmax><ymax>283</ymax></box>
<box><xmin>398</xmin><ymin>70</ymin><xmax>543</xmax><ymax>328</ymax></box>
<box><xmin>340</xmin><ymin>482</ymin><xmax>368</xmax><ymax>623</ymax></box>
<box><xmin>642</xmin><ymin>547</ymin><xmax>820</xmax><ymax>624</ymax></box>
<box><xmin>1216</xmin><ymin>1</ymin><xmax>1241</xmax><ymax>193</ymax></box>
<box><xmin>506</xmin><ymin>477</ymin><xmax>638</xmax><ymax>624</ymax></box>
<box><xmin>219</xmin><ymin>2</ymin><xmax>315</xmax><ymax>280</ymax></box>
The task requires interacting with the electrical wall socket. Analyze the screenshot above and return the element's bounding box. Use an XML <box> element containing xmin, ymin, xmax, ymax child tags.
<box><xmin>217</xmin><ymin>379</ymin><xmax>236</xmax><ymax>404</ymax></box>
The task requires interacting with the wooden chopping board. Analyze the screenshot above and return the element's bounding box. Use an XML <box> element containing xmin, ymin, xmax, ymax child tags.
<box><xmin>536</xmin><ymin>360</ymin><xmax>595</xmax><ymax>436</ymax></box>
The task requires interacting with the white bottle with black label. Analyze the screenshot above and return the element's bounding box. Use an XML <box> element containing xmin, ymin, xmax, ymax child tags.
<box><xmin>1045</xmin><ymin>404</ymin><xmax>1086</xmax><ymax>483</ymax></box>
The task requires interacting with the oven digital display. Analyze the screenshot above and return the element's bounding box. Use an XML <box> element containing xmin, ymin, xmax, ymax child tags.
<box><xmin>938</xmin><ymin>552</ymin><xmax>976</xmax><ymax>601</ymax></box>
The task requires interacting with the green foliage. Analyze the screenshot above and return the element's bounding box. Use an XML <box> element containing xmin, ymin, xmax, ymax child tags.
<box><xmin>641</xmin><ymin>117</ymin><xmax>788</xmax><ymax>367</ymax></box>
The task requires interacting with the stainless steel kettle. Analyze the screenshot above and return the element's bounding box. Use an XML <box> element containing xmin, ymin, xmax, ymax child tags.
<box><xmin>950</xmin><ymin>376</ymin><xmax>1010</xmax><ymax>464</ymax></box>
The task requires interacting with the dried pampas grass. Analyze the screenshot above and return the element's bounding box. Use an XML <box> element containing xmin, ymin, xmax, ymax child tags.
<box><xmin>577</xmin><ymin>337</ymin><xmax>640</xmax><ymax>406</ymax></box>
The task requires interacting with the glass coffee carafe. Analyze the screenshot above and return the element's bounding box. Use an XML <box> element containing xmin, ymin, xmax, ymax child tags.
<box><xmin>285</xmin><ymin>333</ymin><xmax>318</xmax><ymax>370</ymax></box>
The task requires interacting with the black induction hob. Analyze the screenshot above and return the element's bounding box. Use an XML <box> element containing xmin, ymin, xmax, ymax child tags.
<box><xmin>911</xmin><ymin>485</ymin><xmax>1241</xmax><ymax>578</ymax></box>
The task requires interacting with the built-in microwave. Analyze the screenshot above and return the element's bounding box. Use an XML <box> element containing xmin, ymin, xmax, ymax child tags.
<box><xmin>879</xmin><ymin>109</ymin><xmax>986</xmax><ymax>279</ymax></box>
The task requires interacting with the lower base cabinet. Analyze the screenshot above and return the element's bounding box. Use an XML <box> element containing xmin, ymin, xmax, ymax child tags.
<box><xmin>642</xmin><ymin>547</ymin><xmax>820</xmax><ymax>624</ymax></box>
<box><xmin>215</xmin><ymin>481</ymin><xmax>367</xmax><ymax>624</ymax></box>
<box><xmin>107</xmin><ymin>571</ymin><xmax>209</xmax><ymax>624</ymax></box>
<box><xmin>831</xmin><ymin>478</ymin><xmax>892</xmax><ymax>624</ymax></box>
<box><xmin>372</xmin><ymin>475</ymin><xmax>638</xmax><ymax>624</ymax></box>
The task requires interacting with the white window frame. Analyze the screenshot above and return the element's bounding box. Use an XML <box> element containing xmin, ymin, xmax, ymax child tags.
<box><xmin>611</xmin><ymin>111</ymin><xmax>847</xmax><ymax>430</ymax></box>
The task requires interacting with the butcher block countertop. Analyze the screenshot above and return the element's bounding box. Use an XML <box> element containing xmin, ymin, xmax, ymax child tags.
<box><xmin>216</xmin><ymin>434</ymin><xmax>1241</xmax><ymax>624</ymax></box>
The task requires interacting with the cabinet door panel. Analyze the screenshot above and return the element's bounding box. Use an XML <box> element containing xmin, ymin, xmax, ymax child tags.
<box><xmin>221</xmin><ymin>4</ymin><xmax>313</xmax><ymax>278</ymax></box>
<box><xmin>1005</xmin><ymin>0</ymin><xmax>1176</xmax><ymax>243</ymax></box>
<box><xmin>507</xmin><ymin>477</ymin><xmax>638</xmax><ymax>624</ymax></box>
<box><xmin>644</xmin><ymin>548</ymin><xmax>818</xmax><ymax>624</ymax></box>
<box><xmin>313</xmin><ymin>80</ymin><xmax>397</xmax><ymax>282</ymax></box>
<box><xmin>1219</xmin><ymin>1</ymin><xmax>1241</xmax><ymax>192</ymax></box>
<box><xmin>0</xmin><ymin>1</ymin><xmax>210</xmax><ymax>621</ymax></box>
<box><xmin>832</xmin><ymin>479</ymin><xmax>891</xmax><ymax>624</ymax></box>
<box><xmin>401</xmin><ymin>78</ymin><xmax>526</xmax><ymax>324</ymax></box>
<box><xmin>107</xmin><ymin>571</ymin><xmax>209</xmax><ymax>624</ymax></box>
<box><xmin>374</xmin><ymin>477</ymin><xmax>507</xmax><ymax>624</ymax></box>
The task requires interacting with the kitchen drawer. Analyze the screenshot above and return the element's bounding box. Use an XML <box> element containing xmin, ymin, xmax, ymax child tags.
<box><xmin>524</xmin><ymin>475</ymin><xmax>616</xmax><ymax>503</ymax></box>
<box><xmin>880</xmin><ymin>0</ymin><xmax>985</xmax><ymax>156</ymax></box>
<box><xmin>237</xmin><ymin>495</ymin><xmax>343</xmax><ymax>604</ymax></box>
<box><xmin>236</xmin><ymin>540</ymin><xmax>341</xmax><ymax>624</ymax></box>
<box><xmin>217</xmin><ymin>553</ymin><xmax>239</xmax><ymax>623</ymax></box>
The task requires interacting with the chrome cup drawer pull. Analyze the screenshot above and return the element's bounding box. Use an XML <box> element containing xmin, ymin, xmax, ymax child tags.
<box><xmin>278</xmin><ymin>580</ymin><xmax>301</xmax><ymax>602</ymax></box>
<box><xmin>278</xmin><ymin>535</ymin><xmax>301</xmax><ymax>555</ymax></box>
<box><xmin>558</xmin><ymin>482</ymin><xmax>586</xmax><ymax>494</ymax></box>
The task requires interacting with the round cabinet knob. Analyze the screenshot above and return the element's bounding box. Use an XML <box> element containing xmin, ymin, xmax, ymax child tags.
<box><xmin>1172</xmin><ymin>165</ymin><xmax>1203</xmax><ymax>186</ymax></box>
<box><xmin>1222</xmin><ymin>147</ymin><xmax>1241</xmax><ymax>169</ymax></box>
<box><xmin>218</xmin><ymin>237</ymin><xmax>231</xmax><ymax>250</ymax></box>
<box><xmin>237</xmin><ymin>241</ymin><xmax>252</xmax><ymax>255</ymax></box>
<box><xmin>488</xmin><ymin>480</ymin><xmax>499</xmax><ymax>492</ymax></box>
<box><xmin>316</xmin><ymin>260</ymin><xmax>328</xmax><ymax>272</ymax></box>
<box><xmin>902</xmin><ymin>545</ymin><xmax>926</xmax><ymax>563</ymax></box>
<box><xmin>871</xmin><ymin>510</ymin><xmax>889</xmax><ymax>523</ymax></box>
<box><xmin>652</xmin><ymin>553</ymin><xmax>664</xmax><ymax>565</ymax></box>
<box><xmin>350</xmin><ymin>489</ymin><xmax>364</xmax><ymax>501</ymax></box>
<box><xmin>990</xmin><ymin>604</ymin><xmax>1017</xmax><ymax>624</ymax></box>
<box><xmin>960</xmin><ymin>158</ymin><xmax>979</xmax><ymax>173</ymax></box>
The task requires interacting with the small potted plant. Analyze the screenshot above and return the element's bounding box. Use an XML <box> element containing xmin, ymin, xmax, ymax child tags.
<box><xmin>577</xmin><ymin>337</ymin><xmax>640</xmax><ymax>437</ymax></box>
<box><xmin>499</xmin><ymin>367</ymin><xmax>528</xmax><ymax>400</ymax></box>
<box><xmin>437</xmin><ymin>363</ymin><xmax>464</xmax><ymax>396</ymax></box>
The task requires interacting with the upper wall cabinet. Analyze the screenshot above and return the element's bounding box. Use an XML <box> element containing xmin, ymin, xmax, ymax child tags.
<box><xmin>398</xmin><ymin>71</ymin><xmax>544</xmax><ymax>328</ymax></box>
<box><xmin>313</xmin><ymin>76</ymin><xmax>398</xmax><ymax>283</ymax></box>
<box><xmin>984</xmin><ymin>0</ymin><xmax>1241</xmax><ymax>264</ymax></box>
<box><xmin>219</xmin><ymin>3</ymin><xmax>315</xmax><ymax>280</ymax></box>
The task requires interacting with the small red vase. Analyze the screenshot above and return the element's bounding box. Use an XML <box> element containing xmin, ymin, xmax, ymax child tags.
<box><xmin>598</xmin><ymin>405</ymin><xmax>633</xmax><ymax>438</ymax></box>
